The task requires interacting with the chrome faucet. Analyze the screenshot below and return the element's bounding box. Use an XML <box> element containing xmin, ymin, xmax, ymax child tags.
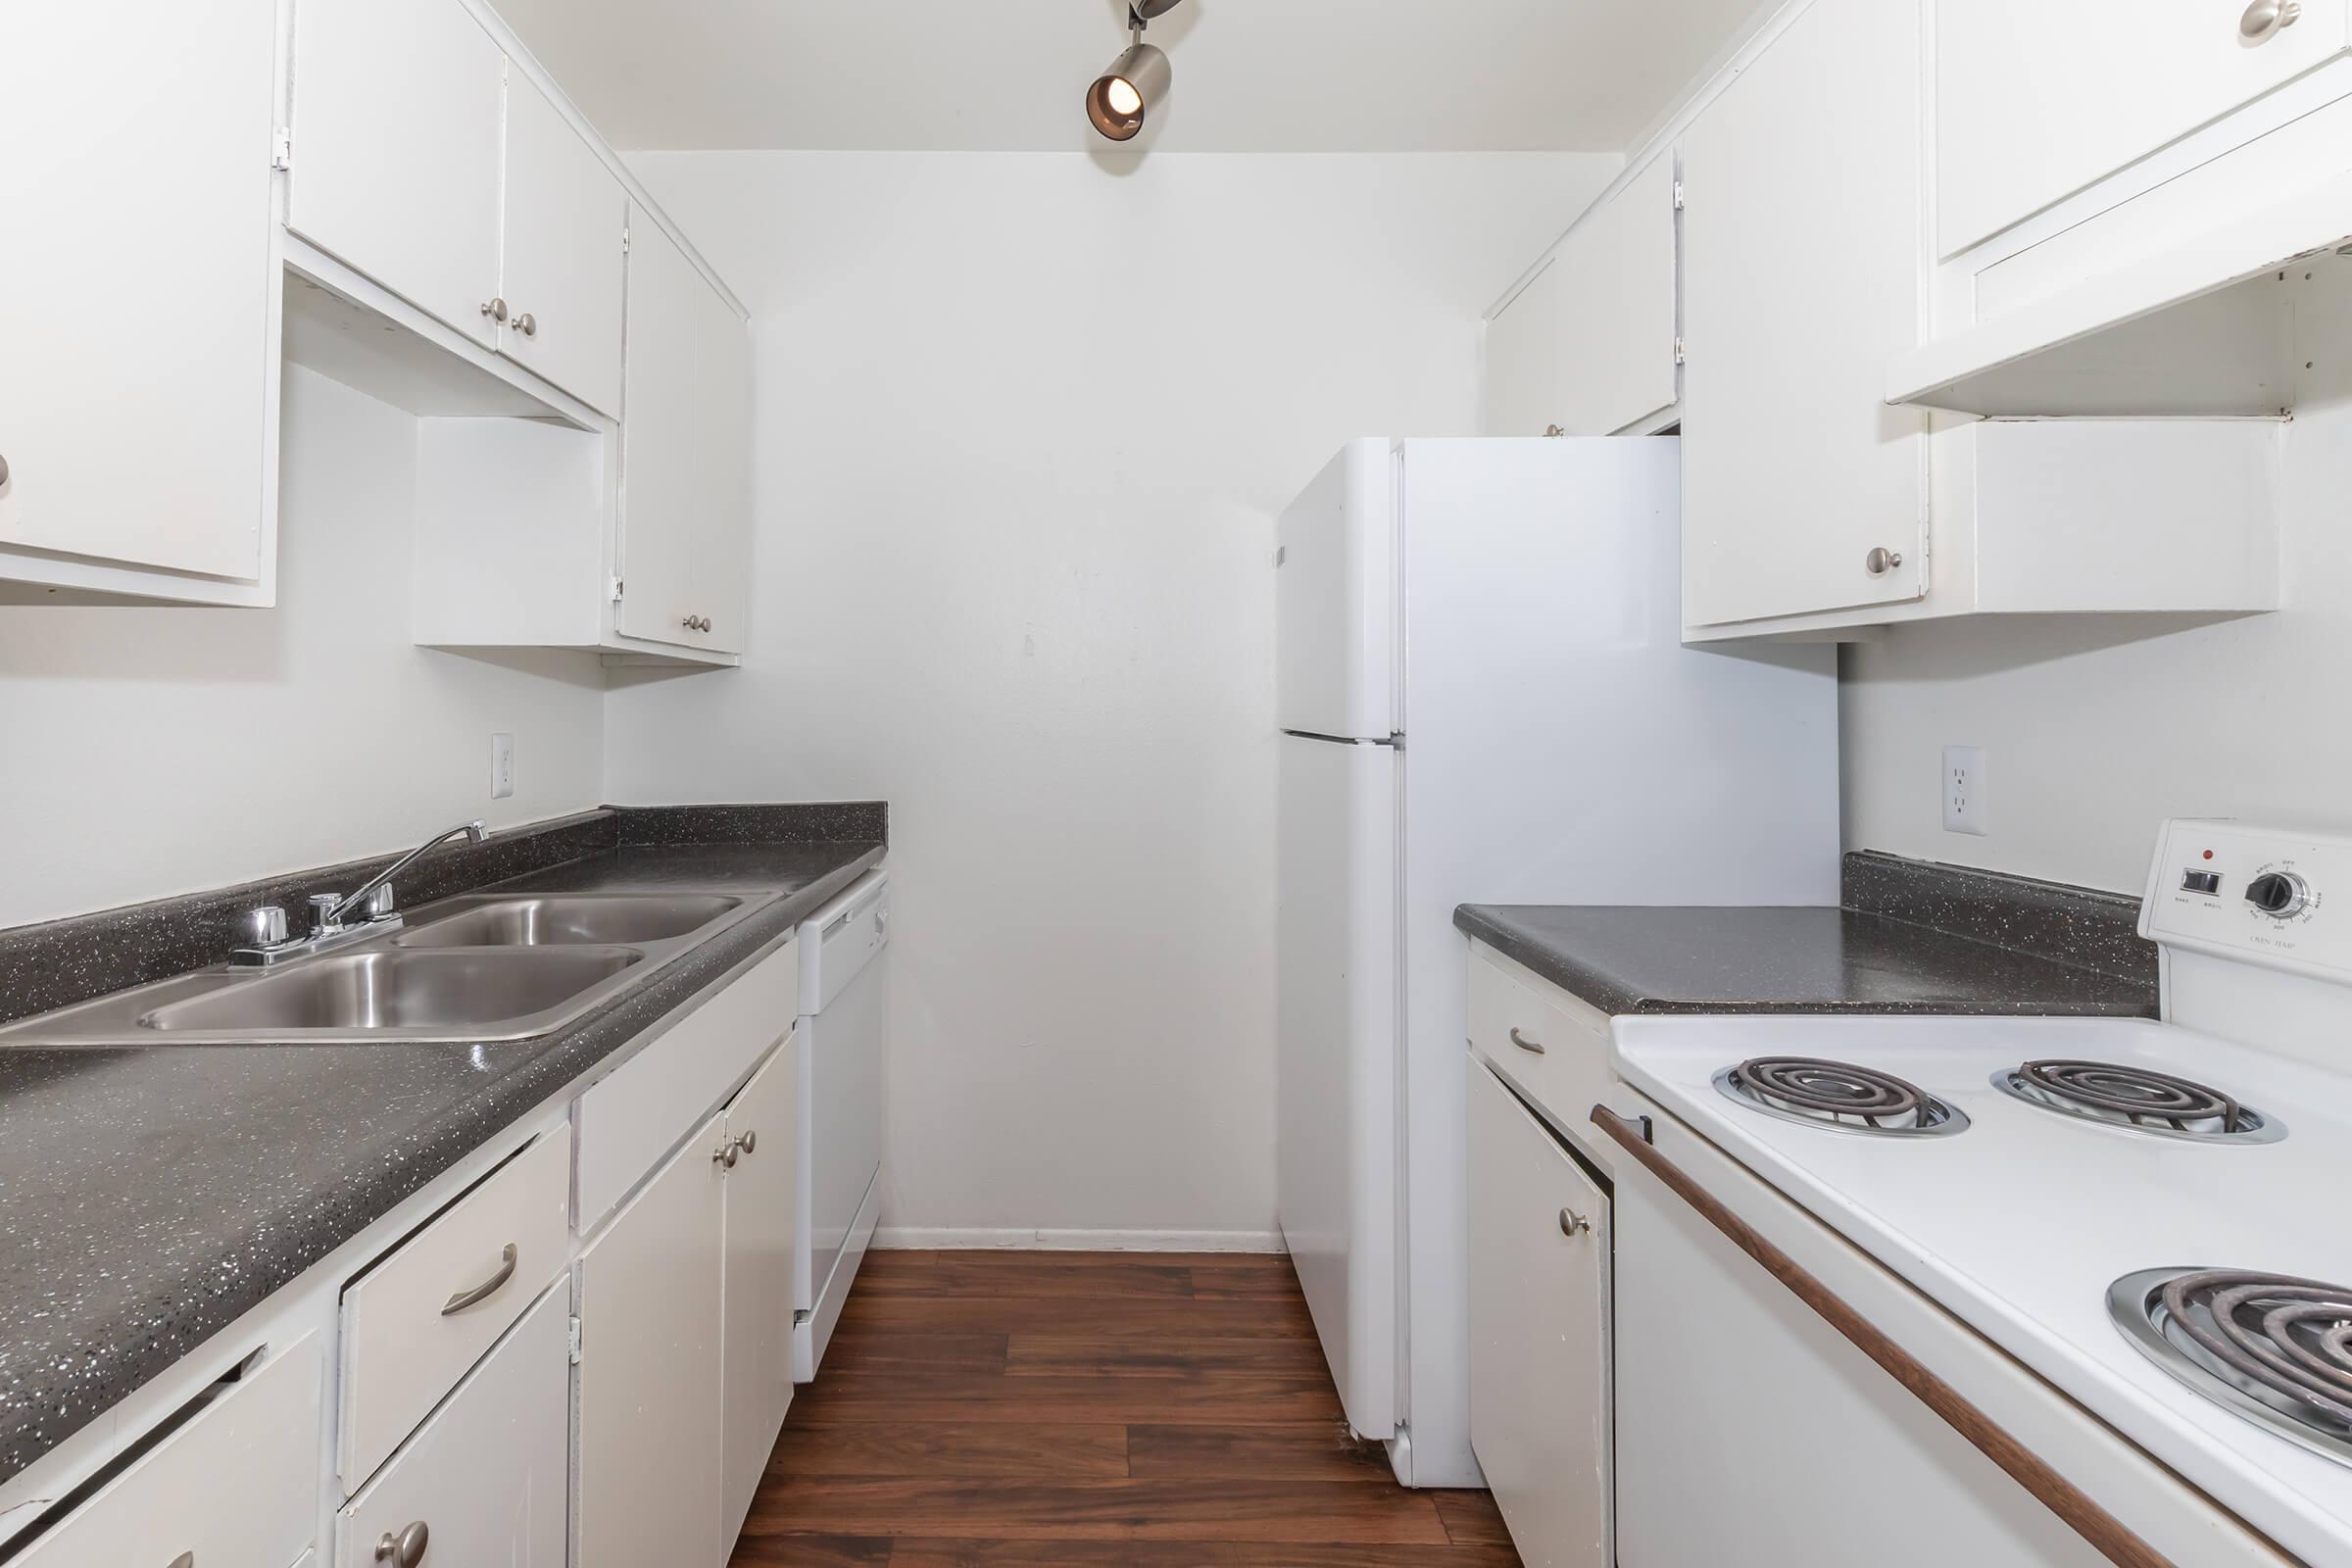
<box><xmin>234</xmin><ymin>820</ymin><xmax>489</xmax><ymax>966</ymax></box>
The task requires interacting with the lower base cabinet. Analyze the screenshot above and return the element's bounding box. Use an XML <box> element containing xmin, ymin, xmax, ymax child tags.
<box><xmin>576</xmin><ymin>1105</ymin><xmax>730</xmax><ymax>1568</ymax></box>
<box><xmin>1466</xmin><ymin>1057</ymin><xmax>1611</xmax><ymax>1567</ymax></box>
<box><xmin>722</xmin><ymin>1039</ymin><xmax>801</xmax><ymax>1541</ymax></box>
<box><xmin>338</xmin><ymin>1286</ymin><xmax>569</xmax><ymax>1567</ymax></box>
<box><xmin>577</xmin><ymin>1031</ymin><xmax>803</xmax><ymax>1568</ymax></box>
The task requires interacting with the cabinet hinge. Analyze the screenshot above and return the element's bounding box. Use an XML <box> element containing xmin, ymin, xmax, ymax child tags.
<box><xmin>270</xmin><ymin>128</ymin><xmax>293</xmax><ymax>172</ymax></box>
<box><xmin>568</xmin><ymin>1315</ymin><xmax>583</xmax><ymax>1365</ymax></box>
<box><xmin>1672</xmin><ymin>179</ymin><xmax>1686</xmax><ymax>212</ymax></box>
<box><xmin>1673</xmin><ymin>336</ymin><xmax>1687</xmax><ymax>367</ymax></box>
<box><xmin>610</xmin><ymin>575</ymin><xmax>625</xmax><ymax>603</ymax></box>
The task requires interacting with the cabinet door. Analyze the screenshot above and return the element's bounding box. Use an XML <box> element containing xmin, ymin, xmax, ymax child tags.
<box><xmin>1680</xmin><ymin>0</ymin><xmax>1926</xmax><ymax>629</ymax></box>
<box><xmin>1554</xmin><ymin>157</ymin><xmax>1679</xmax><ymax>436</ymax></box>
<box><xmin>722</xmin><ymin>1038</ymin><xmax>801</xmax><ymax>1544</ymax></box>
<box><xmin>1938</xmin><ymin>0</ymin><xmax>2352</xmax><ymax>254</ymax></box>
<box><xmin>287</xmin><ymin>0</ymin><xmax>506</xmax><ymax>346</ymax></box>
<box><xmin>616</xmin><ymin>209</ymin><xmax>753</xmax><ymax>654</ymax></box>
<box><xmin>1483</xmin><ymin>257</ymin><xmax>1563</xmax><ymax>435</ymax></box>
<box><xmin>499</xmin><ymin>75</ymin><xmax>628</xmax><ymax>416</ymax></box>
<box><xmin>577</xmin><ymin>1112</ymin><xmax>727</xmax><ymax>1568</ymax></box>
<box><xmin>1466</xmin><ymin>1060</ymin><xmax>1609</xmax><ymax>1568</ymax></box>
<box><xmin>338</xmin><ymin>1287</ymin><xmax>568</xmax><ymax>1568</ymax></box>
<box><xmin>0</xmin><ymin>0</ymin><xmax>276</xmax><ymax>582</ymax></box>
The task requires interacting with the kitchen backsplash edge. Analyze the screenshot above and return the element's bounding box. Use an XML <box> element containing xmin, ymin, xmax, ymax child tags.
<box><xmin>1841</xmin><ymin>849</ymin><xmax>2155</xmax><ymax>988</ymax></box>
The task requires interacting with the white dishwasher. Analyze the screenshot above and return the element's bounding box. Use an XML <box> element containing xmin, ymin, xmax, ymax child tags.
<box><xmin>794</xmin><ymin>868</ymin><xmax>889</xmax><ymax>1381</ymax></box>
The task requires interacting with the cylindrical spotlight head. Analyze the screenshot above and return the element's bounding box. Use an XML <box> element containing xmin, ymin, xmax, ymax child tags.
<box><xmin>1086</xmin><ymin>42</ymin><xmax>1170</xmax><ymax>142</ymax></box>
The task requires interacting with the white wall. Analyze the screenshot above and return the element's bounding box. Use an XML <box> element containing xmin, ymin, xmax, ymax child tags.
<box><xmin>1841</xmin><ymin>329</ymin><xmax>2352</xmax><ymax>893</ymax></box>
<box><xmin>0</xmin><ymin>367</ymin><xmax>608</xmax><ymax>928</ymax></box>
<box><xmin>607</xmin><ymin>150</ymin><xmax>1616</xmax><ymax>1243</ymax></box>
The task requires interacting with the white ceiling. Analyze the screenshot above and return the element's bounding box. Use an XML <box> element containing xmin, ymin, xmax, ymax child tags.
<box><xmin>491</xmin><ymin>0</ymin><xmax>1779</xmax><ymax>154</ymax></box>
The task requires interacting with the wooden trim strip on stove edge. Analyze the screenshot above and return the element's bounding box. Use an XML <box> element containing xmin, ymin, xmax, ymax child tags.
<box><xmin>1590</xmin><ymin>1103</ymin><xmax>2175</xmax><ymax>1568</ymax></box>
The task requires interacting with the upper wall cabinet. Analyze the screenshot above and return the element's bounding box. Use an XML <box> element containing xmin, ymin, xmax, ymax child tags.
<box><xmin>289</xmin><ymin>0</ymin><xmax>626</xmax><ymax>416</ymax></box>
<box><xmin>287</xmin><ymin>0</ymin><xmax>508</xmax><ymax>352</ymax></box>
<box><xmin>616</xmin><ymin>209</ymin><xmax>754</xmax><ymax>658</ymax></box>
<box><xmin>1679</xmin><ymin>0</ymin><xmax>1928</xmax><ymax>629</ymax></box>
<box><xmin>1483</xmin><ymin>158</ymin><xmax>1679</xmax><ymax>438</ymax></box>
<box><xmin>1937</xmin><ymin>0</ymin><xmax>2352</xmax><ymax>257</ymax></box>
<box><xmin>0</xmin><ymin>0</ymin><xmax>283</xmax><ymax>604</ymax></box>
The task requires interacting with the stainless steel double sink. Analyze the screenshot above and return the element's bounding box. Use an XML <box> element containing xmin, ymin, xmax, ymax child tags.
<box><xmin>0</xmin><ymin>892</ymin><xmax>775</xmax><ymax>1047</ymax></box>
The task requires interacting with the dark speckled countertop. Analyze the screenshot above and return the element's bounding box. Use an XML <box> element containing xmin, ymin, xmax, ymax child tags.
<box><xmin>1457</xmin><ymin>851</ymin><xmax>2159</xmax><ymax>1019</ymax></box>
<box><xmin>0</xmin><ymin>834</ymin><xmax>882</xmax><ymax>1486</ymax></box>
<box><xmin>1455</xmin><ymin>904</ymin><xmax>2156</xmax><ymax>1017</ymax></box>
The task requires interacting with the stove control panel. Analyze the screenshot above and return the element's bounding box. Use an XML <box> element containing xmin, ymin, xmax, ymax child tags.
<box><xmin>2142</xmin><ymin>819</ymin><xmax>2351</xmax><ymax>978</ymax></box>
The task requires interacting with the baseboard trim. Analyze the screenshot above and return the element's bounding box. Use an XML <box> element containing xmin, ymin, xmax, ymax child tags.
<box><xmin>871</xmin><ymin>1227</ymin><xmax>1286</xmax><ymax>1254</ymax></box>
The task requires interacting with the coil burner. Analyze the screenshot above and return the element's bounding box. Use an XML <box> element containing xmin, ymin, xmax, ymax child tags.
<box><xmin>1992</xmin><ymin>1060</ymin><xmax>2283</xmax><ymax>1145</ymax></box>
<box><xmin>1712</xmin><ymin>1056</ymin><xmax>1968</xmax><ymax>1138</ymax></box>
<box><xmin>2112</xmin><ymin>1268</ymin><xmax>2352</xmax><ymax>1465</ymax></box>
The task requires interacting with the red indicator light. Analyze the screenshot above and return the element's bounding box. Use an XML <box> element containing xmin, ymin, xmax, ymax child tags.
<box><xmin>2203</xmin><ymin>850</ymin><xmax>2216</xmax><ymax>860</ymax></box>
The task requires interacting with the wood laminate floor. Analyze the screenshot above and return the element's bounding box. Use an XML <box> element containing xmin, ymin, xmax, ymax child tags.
<box><xmin>729</xmin><ymin>1250</ymin><xmax>1520</xmax><ymax>1566</ymax></box>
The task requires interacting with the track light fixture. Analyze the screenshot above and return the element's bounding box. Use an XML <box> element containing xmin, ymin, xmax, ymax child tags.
<box><xmin>1087</xmin><ymin>0</ymin><xmax>1184</xmax><ymax>143</ymax></box>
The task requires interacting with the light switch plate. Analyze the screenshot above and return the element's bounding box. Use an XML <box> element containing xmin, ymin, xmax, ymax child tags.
<box><xmin>490</xmin><ymin>733</ymin><xmax>515</xmax><ymax>800</ymax></box>
<box><xmin>1942</xmin><ymin>745</ymin><xmax>1986</xmax><ymax>836</ymax></box>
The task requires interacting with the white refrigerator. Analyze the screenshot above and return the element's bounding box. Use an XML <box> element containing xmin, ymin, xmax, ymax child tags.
<box><xmin>1275</xmin><ymin>437</ymin><xmax>1840</xmax><ymax>1487</ymax></box>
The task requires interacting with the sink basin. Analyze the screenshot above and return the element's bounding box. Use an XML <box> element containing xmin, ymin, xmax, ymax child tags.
<box><xmin>396</xmin><ymin>894</ymin><xmax>742</xmax><ymax>949</ymax></box>
<box><xmin>138</xmin><ymin>950</ymin><xmax>642</xmax><ymax>1034</ymax></box>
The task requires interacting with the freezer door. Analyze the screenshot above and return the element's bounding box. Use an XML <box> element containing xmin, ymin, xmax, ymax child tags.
<box><xmin>1276</xmin><ymin>730</ymin><xmax>1398</xmax><ymax>1442</ymax></box>
<box><xmin>1277</xmin><ymin>439</ymin><xmax>1397</xmax><ymax>741</ymax></box>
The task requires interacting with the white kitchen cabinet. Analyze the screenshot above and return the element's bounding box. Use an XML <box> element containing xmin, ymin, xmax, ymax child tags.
<box><xmin>0</xmin><ymin>0</ymin><xmax>281</xmax><ymax>602</ymax></box>
<box><xmin>617</xmin><ymin>207</ymin><xmax>755</xmax><ymax>655</ymax></box>
<box><xmin>1679</xmin><ymin>0</ymin><xmax>1928</xmax><ymax>631</ymax></box>
<box><xmin>498</xmin><ymin>74</ymin><xmax>628</xmax><ymax>416</ymax></box>
<box><xmin>11</xmin><ymin>1337</ymin><xmax>320</xmax><ymax>1568</ymax></box>
<box><xmin>337</xmin><ymin>1287</ymin><xmax>568</xmax><ymax>1568</ymax></box>
<box><xmin>576</xmin><ymin>1108</ymin><xmax>729</xmax><ymax>1568</ymax></box>
<box><xmin>1552</xmin><ymin>156</ymin><xmax>1680</xmax><ymax>437</ymax></box>
<box><xmin>287</xmin><ymin>0</ymin><xmax>508</xmax><ymax>349</ymax></box>
<box><xmin>1484</xmin><ymin>257</ymin><xmax>1563</xmax><ymax>435</ymax></box>
<box><xmin>721</xmin><ymin>1038</ymin><xmax>801</xmax><ymax>1543</ymax></box>
<box><xmin>1466</xmin><ymin>1059</ymin><xmax>1610</xmax><ymax>1568</ymax></box>
<box><xmin>1937</xmin><ymin>0</ymin><xmax>2352</xmax><ymax>257</ymax></box>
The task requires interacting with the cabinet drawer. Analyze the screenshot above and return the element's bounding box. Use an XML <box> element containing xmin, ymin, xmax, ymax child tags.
<box><xmin>1467</xmin><ymin>1058</ymin><xmax>1610</xmax><ymax>1567</ymax></box>
<box><xmin>338</xmin><ymin>1285</ymin><xmax>569</xmax><ymax>1568</ymax></box>
<box><xmin>576</xmin><ymin>939</ymin><xmax>798</xmax><ymax>1229</ymax></box>
<box><xmin>1468</xmin><ymin>946</ymin><xmax>1613</xmax><ymax>1161</ymax></box>
<box><xmin>339</xmin><ymin>1126</ymin><xmax>570</xmax><ymax>1488</ymax></box>
<box><xmin>15</xmin><ymin>1334</ymin><xmax>320</xmax><ymax>1567</ymax></box>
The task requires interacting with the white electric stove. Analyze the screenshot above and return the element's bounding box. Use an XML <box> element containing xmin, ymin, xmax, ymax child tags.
<box><xmin>1607</xmin><ymin>819</ymin><xmax>2352</xmax><ymax>1568</ymax></box>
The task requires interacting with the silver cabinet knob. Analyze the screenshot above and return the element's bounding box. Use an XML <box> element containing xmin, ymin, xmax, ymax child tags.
<box><xmin>240</xmin><ymin>906</ymin><xmax>289</xmax><ymax>947</ymax></box>
<box><xmin>1559</xmin><ymin>1207</ymin><xmax>1592</xmax><ymax>1238</ymax></box>
<box><xmin>680</xmin><ymin>614</ymin><xmax>713</xmax><ymax>634</ymax></box>
<box><xmin>0</xmin><ymin>453</ymin><xmax>10</xmax><ymax>487</ymax></box>
<box><xmin>169</xmin><ymin>1554</ymin><xmax>195</xmax><ymax>1568</ymax></box>
<box><xmin>514</xmin><ymin>312</ymin><xmax>537</xmax><ymax>338</ymax></box>
<box><xmin>2241</xmin><ymin>0</ymin><xmax>2302</xmax><ymax>43</ymax></box>
<box><xmin>714</xmin><ymin>1140</ymin><xmax>740</xmax><ymax>1169</ymax></box>
<box><xmin>375</xmin><ymin>1521</ymin><xmax>429</xmax><ymax>1566</ymax></box>
<box><xmin>737</xmin><ymin>1129</ymin><xmax>757</xmax><ymax>1155</ymax></box>
<box><xmin>479</xmin><ymin>297</ymin><xmax>508</xmax><ymax>323</ymax></box>
<box><xmin>1865</xmin><ymin>546</ymin><xmax>1904</xmax><ymax>576</ymax></box>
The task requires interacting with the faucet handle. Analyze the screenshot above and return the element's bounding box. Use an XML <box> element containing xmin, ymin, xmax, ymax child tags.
<box><xmin>364</xmin><ymin>883</ymin><xmax>398</xmax><ymax>921</ymax></box>
<box><xmin>240</xmin><ymin>906</ymin><xmax>289</xmax><ymax>948</ymax></box>
<box><xmin>308</xmin><ymin>893</ymin><xmax>342</xmax><ymax>936</ymax></box>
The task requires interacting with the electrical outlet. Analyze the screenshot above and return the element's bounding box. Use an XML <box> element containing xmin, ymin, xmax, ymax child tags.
<box><xmin>1942</xmin><ymin>745</ymin><xmax>1986</xmax><ymax>837</ymax></box>
<box><xmin>490</xmin><ymin>733</ymin><xmax>515</xmax><ymax>800</ymax></box>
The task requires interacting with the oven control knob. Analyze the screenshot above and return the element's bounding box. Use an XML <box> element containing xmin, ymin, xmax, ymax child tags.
<box><xmin>2246</xmin><ymin>871</ymin><xmax>2310</xmax><ymax>917</ymax></box>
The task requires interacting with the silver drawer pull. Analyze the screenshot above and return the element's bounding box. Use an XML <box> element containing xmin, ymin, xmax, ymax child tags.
<box><xmin>1559</xmin><ymin>1207</ymin><xmax>1591</xmax><ymax>1238</ymax></box>
<box><xmin>376</xmin><ymin>1520</ymin><xmax>430</xmax><ymax>1565</ymax></box>
<box><xmin>1508</xmin><ymin>1026</ymin><xmax>1545</xmax><ymax>1055</ymax></box>
<box><xmin>440</xmin><ymin>1244</ymin><xmax>517</xmax><ymax>1316</ymax></box>
<box><xmin>2241</xmin><ymin>0</ymin><xmax>2302</xmax><ymax>43</ymax></box>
